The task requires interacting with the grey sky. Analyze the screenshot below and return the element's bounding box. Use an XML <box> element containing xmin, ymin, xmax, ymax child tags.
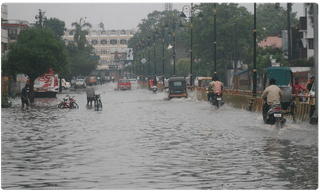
<box><xmin>4</xmin><ymin>2</ymin><xmax>304</xmax><ymax>30</ymax></box>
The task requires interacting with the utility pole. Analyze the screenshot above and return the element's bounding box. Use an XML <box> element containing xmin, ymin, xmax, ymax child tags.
<box><xmin>287</xmin><ymin>3</ymin><xmax>291</xmax><ymax>61</ymax></box>
<box><xmin>310</xmin><ymin>3</ymin><xmax>318</xmax><ymax>124</ymax></box>
<box><xmin>249</xmin><ymin>3</ymin><xmax>257</xmax><ymax>111</ymax></box>
<box><xmin>214</xmin><ymin>3</ymin><xmax>217</xmax><ymax>79</ymax></box>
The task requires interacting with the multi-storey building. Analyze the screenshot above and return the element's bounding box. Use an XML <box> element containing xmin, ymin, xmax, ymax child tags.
<box><xmin>62</xmin><ymin>29</ymin><xmax>135</xmax><ymax>77</ymax></box>
<box><xmin>1</xmin><ymin>4</ymin><xmax>8</xmax><ymax>55</ymax></box>
<box><xmin>1</xmin><ymin>19</ymin><xmax>31</xmax><ymax>45</ymax></box>
<box><xmin>299</xmin><ymin>3</ymin><xmax>315</xmax><ymax>59</ymax></box>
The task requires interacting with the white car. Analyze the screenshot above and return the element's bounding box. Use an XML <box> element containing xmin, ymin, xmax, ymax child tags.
<box><xmin>61</xmin><ymin>79</ymin><xmax>71</xmax><ymax>89</ymax></box>
<box><xmin>75</xmin><ymin>79</ymin><xmax>86</xmax><ymax>88</ymax></box>
<box><xmin>129</xmin><ymin>78</ymin><xmax>137</xmax><ymax>84</ymax></box>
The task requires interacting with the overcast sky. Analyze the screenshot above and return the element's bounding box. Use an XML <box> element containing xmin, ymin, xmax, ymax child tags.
<box><xmin>4</xmin><ymin>1</ymin><xmax>305</xmax><ymax>30</ymax></box>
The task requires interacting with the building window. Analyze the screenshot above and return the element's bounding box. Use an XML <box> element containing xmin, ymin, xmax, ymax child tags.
<box><xmin>110</xmin><ymin>39</ymin><xmax>117</xmax><ymax>45</ymax></box>
<box><xmin>120</xmin><ymin>39</ymin><xmax>127</xmax><ymax>45</ymax></box>
<box><xmin>101</xmin><ymin>49</ymin><xmax>107</xmax><ymax>55</ymax></box>
<box><xmin>85</xmin><ymin>40</ymin><xmax>89</xmax><ymax>45</ymax></box>
<box><xmin>101</xmin><ymin>39</ymin><xmax>107</xmax><ymax>45</ymax></box>
<box><xmin>110</xmin><ymin>30</ymin><xmax>117</xmax><ymax>36</ymax></box>
<box><xmin>68</xmin><ymin>31</ymin><xmax>73</xmax><ymax>36</ymax></box>
<box><xmin>91</xmin><ymin>31</ymin><xmax>97</xmax><ymax>36</ymax></box>
<box><xmin>92</xmin><ymin>40</ymin><xmax>98</xmax><ymax>45</ymax></box>
<box><xmin>130</xmin><ymin>30</ymin><xmax>135</xmax><ymax>35</ymax></box>
<box><xmin>101</xmin><ymin>60</ymin><xmax>107</xmax><ymax>65</ymax></box>
<box><xmin>101</xmin><ymin>30</ymin><xmax>107</xmax><ymax>35</ymax></box>
<box><xmin>309</xmin><ymin>39</ymin><xmax>314</xmax><ymax>49</ymax></box>
<box><xmin>68</xmin><ymin>40</ymin><xmax>74</xmax><ymax>44</ymax></box>
<box><xmin>120</xmin><ymin>30</ymin><xmax>126</xmax><ymax>35</ymax></box>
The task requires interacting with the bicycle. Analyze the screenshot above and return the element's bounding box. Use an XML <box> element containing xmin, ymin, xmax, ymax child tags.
<box><xmin>58</xmin><ymin>95</ymin><xmax>79</xmax><ymax>109</ymax></box>
<box><xmin>94</xmin><ymin>94</ymin><xmax>103</xmax><ymax>111</ymax></box>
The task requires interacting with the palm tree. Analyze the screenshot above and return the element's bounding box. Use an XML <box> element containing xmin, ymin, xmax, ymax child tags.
<box><xmin>71</xmin><ymin>18</ymin><xmax>92</xmax><ymax>51</ymax></box>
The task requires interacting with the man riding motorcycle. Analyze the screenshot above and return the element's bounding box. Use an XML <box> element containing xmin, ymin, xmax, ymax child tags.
<box><xmin>153</xmin><ymin>75</ymin><xmax>157</xmax><ymax>86</ymax></box>
<box><xmin>208</xmin><ymin>76</ymin><xmax>215</xmax><ymax>101</ymax></box>
<box><xmin>261</xmin><ymin>78</ymin><xmax>283</xmax><ymax>121</ymax></box>
<box><xmin>208</xmin><ymin>76</ymin><xmax>224</xmax><ymax>103</ymax></box>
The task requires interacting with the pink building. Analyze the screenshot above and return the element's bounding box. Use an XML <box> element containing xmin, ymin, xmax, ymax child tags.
<box><xmin>258</xmin><ymin>36</ymin><xmax>282</xmax><ymax>49</ymax></box>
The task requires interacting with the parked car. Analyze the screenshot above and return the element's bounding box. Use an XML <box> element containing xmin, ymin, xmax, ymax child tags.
<box><xmin>75</xmin><ymin>79</ymin><xmax>86</xmax><ymax>88</ymax></box>
<box><xmin>117</xmin><ymin>79</ymin><xmax>131</xmax><ymax>90</ymax></box>
<box><xmin>77</xmin><ymin>76</ymin><xmax>85</xmax><ymax>80</ymax></box>
<box><xmin>61</xmin><ymin>79</ymin><xmax>71</xmax><ymax>89</ymax></box>
<box><xmin>88</xmin><ymin>76</ymin><xmax>97</xmax><ymax>85</ymax></box>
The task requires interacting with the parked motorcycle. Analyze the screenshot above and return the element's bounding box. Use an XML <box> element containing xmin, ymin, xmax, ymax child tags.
<box><xmin>209</xmin><ymin>91</ymin><xmax>224</xmax><ymax>109</ymax></box>
<box><xmin>263</xmin><ymin>101</ymin><xmax>286</xmax><ymax>128</ymax></box>
<box><xmin>58</xmin><ymin>95</ymin><xmax>79</xmax><ymax>109</ymax></box>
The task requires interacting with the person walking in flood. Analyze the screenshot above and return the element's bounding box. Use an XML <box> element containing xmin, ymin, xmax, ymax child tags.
<box><xmin>21</xmin><ymin>84</ymin><xmax>29</xmax><ymax>110</ymax></box>
<box><xmin>86</xmin><ymin>83</ymin><xmax>95</xmax><ymax>107</ymax></box>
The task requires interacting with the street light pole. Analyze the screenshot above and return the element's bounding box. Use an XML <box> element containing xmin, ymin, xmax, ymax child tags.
<box><xmin>249</xmin><ymin>3</ymin><xmax>257</xmax><ymax>111</ymax></box>
<box><xmin>180</xmin><ymin>3</ymin><xmax>203</xmax><ymax>87</ymax></box>
<box><xmin>154</xmin><ymin>29</ymin><xmax>158</xmax><ymax>78</ymax></box>
<box><xmin>162</xmin><ymin>23</ymin><xmax>165</xmax><ymax>86</ymax></box>
<box><xmin>214</xmin><ymin>3</ymin><xmax>217</xmax><ymax>78</ymax></box>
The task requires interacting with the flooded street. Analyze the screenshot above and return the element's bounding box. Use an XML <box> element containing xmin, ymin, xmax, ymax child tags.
<box><xmin>1</xmin><ymin>83</ymin><xmax>318</xmax><ymax>189</ymax></box>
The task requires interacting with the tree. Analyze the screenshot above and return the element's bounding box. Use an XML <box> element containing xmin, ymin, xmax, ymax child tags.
<box><xmin>64</xmin><ymin>43</ymin><xmax>99</xmax><ymax>80</ymax></box>
<box><xmin>6</xmin><ymin>27</ymin><xmax>70</xmax><ymax>104</ymax></box>
<box><xmin>128</xmin><ymin>9</ymin><xmax>183</xmax><ymax>77</ymax></box>
<box><xmin>188</xmin><ymin>3</ymin><xmax>266</xmax><ymax>82</ymax></box>
<box><xmin>176</xmin><ymin>58</ymin><xmax>190</xmax><ymax>77</ymax></box>
<box><xmin>44</xmin><ymin>18</ymin><xmax>67</xmax><ymax>41</ymax></box>
<box><xmin>257</xmin><ymin>3</ymin><xmax>298</xmax><ymax>34</ymax></box>
<box><xmin>71</xmin><ymin>18</ymin><xmax>92</xmax><ymax>51</ymax></box>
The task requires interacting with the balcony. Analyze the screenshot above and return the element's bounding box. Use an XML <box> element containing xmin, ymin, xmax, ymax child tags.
<box><xmin>299</xmin><ymin>17</ymin><xmax>307</xmax><ymax>31</ymax></box>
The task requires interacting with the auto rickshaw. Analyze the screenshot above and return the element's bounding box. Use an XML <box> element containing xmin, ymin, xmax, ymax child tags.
<box><xmin>168</xmin><ymin>77</ymin><xmax>188</xmax><ymax>99</ymax></box>
<box><xmin>263</xmin><ymin>67</ymin><xmax>296</xmax><ymax>122</ymax></box>
<box><xmin>196</xmin><ymin>77</ymin><xmax>212</xmax><ymax>100</ymax></box>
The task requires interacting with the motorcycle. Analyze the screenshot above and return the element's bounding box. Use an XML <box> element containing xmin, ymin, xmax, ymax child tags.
<box><xmin>209</xmin><ymin>91</ymin><xmax>224</xmax><ymax>109</ymax></box>
<box><xmin>94</xmin><ymin>94</ymin><xmax>103</xmax><ymax>111</ymax></box>
<box><xmin>263</xmin><ymin>101</ymin><xmax>286</xmax><ymax>128</ymax></box>
<box><xmin>58</xmin><ymin>95</ymin><xmax>79</xmax><ymax>109</ymax></box>
<box><xmin>152</xmin><ymin>85</ymin><xmax>157</xmax><ymax>93</ymax></box>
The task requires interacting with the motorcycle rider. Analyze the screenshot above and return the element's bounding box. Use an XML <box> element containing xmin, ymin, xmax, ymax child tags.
<box><xmin>208</xmin><ymin>76</ymin><xmax>216</xmax><ymax>101</ymax></box>
<box><xmin>208</xmin><ymin>76</ymin><xmax>224</xmax><ymax>103</ymax></box>
<box><xmin>261</xmin><ymin>78</ymin><xmax>283</xmax><ymax>119</ymax></box>
<box><xmin>153</xmin><ymin>75</ymin><xmax>157</xmax><ymax>87</ymax></box>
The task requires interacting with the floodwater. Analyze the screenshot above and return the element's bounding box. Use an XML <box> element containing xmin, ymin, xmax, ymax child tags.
<box><xmin>1</xmin><ymin>83</ymin><xmax>318</xmax><ymax>189</ymax></box>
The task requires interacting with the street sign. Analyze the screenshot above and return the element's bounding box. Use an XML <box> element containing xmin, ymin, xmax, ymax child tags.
<box><xmin>89</xmin><ymin>55</ymin><xmax>100</xmax><ymax>59</ymax></box>
<box><xmin>141</xmin><ymin>58</ymin><xmax>146</xmax><ymax>64</ymax></box>
<box><xmin>128</xmin><ymin>62</ymin><xmax>132</xmax><ymax>66</ymax></box>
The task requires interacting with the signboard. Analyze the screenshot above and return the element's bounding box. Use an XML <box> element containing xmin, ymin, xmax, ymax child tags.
<box><xmin>141</xmin><ymin>58</ymin><xmax>146</xmax><ymax>64</ymax></box>
<box><xmin>16</xmin><ymin>74</ymin><xmax>28</xmax><ymax>82</ymax></box>
<box><xmin>89</xmin><ymin>55</ymin><xmax>100</xmax><ymax>59</ymax></box>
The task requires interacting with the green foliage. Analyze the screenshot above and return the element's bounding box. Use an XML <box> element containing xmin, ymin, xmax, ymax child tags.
<box><xmin>44</xmin><ymin>18</ymin><xmax>67</xmax><ymax>41</ymax></box>
<box><xmin>291</xmin><ymin>57</ymin><xmax>314</xmax><ymax>67</ymax></box>
<box><xmin>63</xmin><ymin>44</ymin><xmax>98</xmax><ymax>80</ymax></box>
<box><xmin>257</xmin><ymin>3</ymin><xmax>298</xmax><ymax>33</ymax></box>
<box><xmin>7</xmin><ymin>27</ymin><xmax>70</xmax><ymax>80</ymax></box>
<box><xmin>190</xmin><ymin>3</ymin><xmax>265</xmax><ymax>82</ymax></box>
<box><xmin>1</xmin><ymin>54</ymin><xmax>15</xmax><ymax>77</ymax></box>
<box><xmin>1</xmin><ymin>94</ymin><xmax>12</xmax><ymax>108</ymax></box>
<box><xmin>176</xmin><ymin>58</ymin><xmax>190</xmax><ymax>77</ymax></box>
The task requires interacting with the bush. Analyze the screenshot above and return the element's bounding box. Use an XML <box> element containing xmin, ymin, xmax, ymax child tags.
<box><xmin>291</xmin><ymin>57</ymin><xmax>314</xmax><ymax>67</ymax></box>
<box><xmin>1</xmin><ymin>94</ymin><xmax>12</xmax><ymax>108</ymax></box>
